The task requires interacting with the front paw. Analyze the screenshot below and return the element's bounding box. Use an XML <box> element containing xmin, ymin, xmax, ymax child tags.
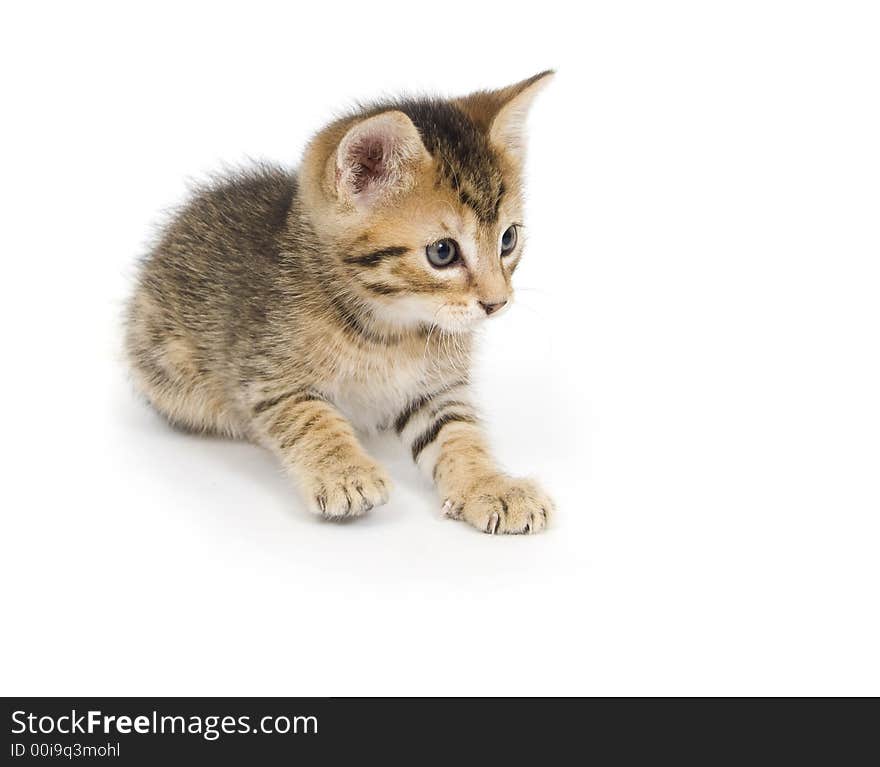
<box><xmin>442</xmin><ymin>475</ymin><xmax>553</xmax><ymax>535</ymax></box>
<box><xmin>302</xmin><ymin>458</ymin><xmax>391</xmax><ymax>519</ymax></box>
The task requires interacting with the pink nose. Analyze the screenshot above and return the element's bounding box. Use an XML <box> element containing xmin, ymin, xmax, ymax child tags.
<box><xmin>479</xmin><ymin>300</ymin><xmax>507</xmax><ymax>316</ymax></box>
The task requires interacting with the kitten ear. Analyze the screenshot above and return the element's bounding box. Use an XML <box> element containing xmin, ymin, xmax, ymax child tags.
<box><xmin>457</xmin><ymin>70</ymin><xmax>555</xmax><ymax>162</ymax></box>
<box><xmin>335</xmin><ymin>111</ymin><xmax>428</xmax><ymax>209</ymax></box>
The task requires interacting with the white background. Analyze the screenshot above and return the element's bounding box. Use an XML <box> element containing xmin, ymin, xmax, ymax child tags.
<box><xmin>2</xmin><ymin>1</ymin><xmax>878</xmax><ymax>696</ymax></box>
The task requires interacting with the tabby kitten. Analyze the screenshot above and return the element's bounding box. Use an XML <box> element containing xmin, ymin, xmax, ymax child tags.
<box><xmin>126</xmin><ymin>71</ymin><xmax>554</xmax><ymax>534</ymax></box>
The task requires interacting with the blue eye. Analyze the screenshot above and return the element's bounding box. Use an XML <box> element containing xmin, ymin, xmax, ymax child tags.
<box><xmin>426</xmin><ymin>238</ymin><xmax>459</xmax><ymax>268</ymax></box>
<box><xmin>500</xmin><ymin>225</ymin><xmax>518</xmax><ymax>255</ymax></box>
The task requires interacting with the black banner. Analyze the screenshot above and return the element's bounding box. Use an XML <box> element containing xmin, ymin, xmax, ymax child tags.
<box><xmin>2</xmin><ymin>698</ymin><xmax>877</xmax><ymax>763</ymax></box>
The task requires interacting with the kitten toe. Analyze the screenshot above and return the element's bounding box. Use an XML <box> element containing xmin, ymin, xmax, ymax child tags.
<box><xmin>306</xmin><ymin>461</ymin><xmax>391</xmax><ymax>520</ymax></box>
<box><xmin>448</xmin><ymin>476</ymin><xmax>553</xmax><ymax>535</ymax></box>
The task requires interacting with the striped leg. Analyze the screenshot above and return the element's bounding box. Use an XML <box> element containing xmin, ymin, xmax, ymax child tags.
<box><xmin>252</xmin><ymin>389</ymin><xmax>390</xmax><ymax>518</ymax></box>
<box><xmin>395</xmin><ymin>385</ymin><xmax>553</xmax><ymax>534</ymax></box>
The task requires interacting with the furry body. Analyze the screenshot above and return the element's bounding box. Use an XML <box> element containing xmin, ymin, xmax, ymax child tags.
<box><xmin>126</xmin><ymin>74</ymin><xmax>554</xmax><ymax>534</ymax></box>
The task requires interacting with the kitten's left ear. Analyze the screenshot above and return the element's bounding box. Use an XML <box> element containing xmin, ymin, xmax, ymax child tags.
<box><xmin>457</xmin><ymin>70</ymin><xmax>555</xmax><ymax>163</ymax></box>
<box><xmin>335</xmin><ymin>110</ymin><xmax>429</xmax><ymax>210</ymax></box>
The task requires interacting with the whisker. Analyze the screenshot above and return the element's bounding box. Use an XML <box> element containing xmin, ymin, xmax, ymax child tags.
<box><xmin>514</xmin><ymin>286</ymin><xmax>549</xmax><ymax>295</ymax></box>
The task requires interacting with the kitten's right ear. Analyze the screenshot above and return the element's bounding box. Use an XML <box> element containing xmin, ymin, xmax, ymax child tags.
<box><xmin>335</xmin><ymin>111</ymin><xmax>428</xmax><ymax>210</ymax></box>
<box><xmin>457</xmin><ymin>70</ymin><xmax>555</xmax><ymax>163</ymax></box>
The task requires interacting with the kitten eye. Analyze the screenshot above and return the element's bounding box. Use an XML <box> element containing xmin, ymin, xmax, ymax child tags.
<box><xmin>426</xmin><ymin>238</ymin><xmax>459</xmax><ymax>268</ymax></box>
<box><xmin>500</xmin><ymin>225</ymin><xmax>518</xmax><ymax>255</ymax></box>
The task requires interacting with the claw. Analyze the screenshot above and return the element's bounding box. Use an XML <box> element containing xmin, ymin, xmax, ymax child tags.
<box><xmin>487</xmin><ymin>511</ymin><xmax>500</xmax><ymax>534</ymax></box>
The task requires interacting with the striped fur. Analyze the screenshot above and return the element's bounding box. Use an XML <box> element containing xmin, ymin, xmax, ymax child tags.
<box><xmin>125</xmin><ymin>73</ymin><xmax>554</xmax><ymax>533</ymax></box>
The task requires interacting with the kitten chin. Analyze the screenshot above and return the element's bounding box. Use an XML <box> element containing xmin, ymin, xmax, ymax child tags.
<box><xmin>126</xmin><ymin>71</ymin><xmax>555</xmax><ymax>534</ymax></box>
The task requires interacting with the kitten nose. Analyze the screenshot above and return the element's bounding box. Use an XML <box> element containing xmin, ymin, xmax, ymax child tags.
<box><xmin>479</xmin><ymin>300</ymin><xmax>508</xmax><ymax>316</ymax></box>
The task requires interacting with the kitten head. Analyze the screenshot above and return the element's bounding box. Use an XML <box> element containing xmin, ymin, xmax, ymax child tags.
<box><xmin>300</xmin><ymin>71</ymin><xmax>553</xmax><ymax>333</ymax></box>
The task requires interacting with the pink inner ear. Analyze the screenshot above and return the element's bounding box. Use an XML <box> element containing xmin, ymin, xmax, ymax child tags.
<box><xmin>348</xmin><ymin>135</ymin><xmax>388</xmax><ymax>193</ymax></box>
